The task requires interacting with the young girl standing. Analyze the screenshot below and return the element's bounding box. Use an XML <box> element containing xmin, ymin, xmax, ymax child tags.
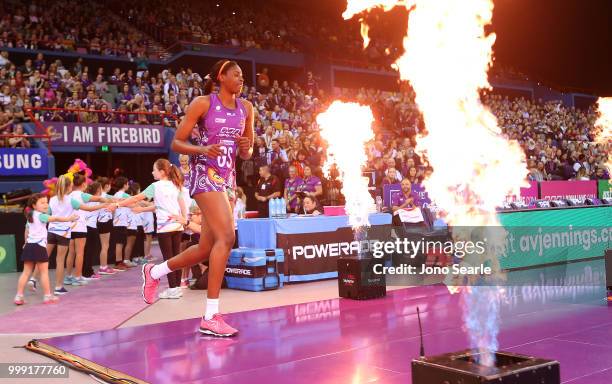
<box><xmin>83</xmin><ymin>182</ymin><xmax>102</xmax><ymax>278</ymax></box>
<box><xmin>65</xmin><ymin>173</ymin><xmax>111</xmax><ymax>285</ymax></box>
<box><xmin>111</xmin><ymin>177</ymin><xmax>132</xmax><ymax>271</ymax></box>
<box><xmin>47</xmin><ymin>175</ymin><xmax>79</xmax><ymax>295</ymax></box>
<box><xmin>117</xmin><ymin>158</ymin><xmax>186</xmax><ymax>299</ymax></box>
<box><xmin>15</xmin><ymin>194</ymin><xmax>78</xmax><ymax>305</ymax></box>
<box><xmin>96</xmin><ymin>177</ymin><xmax>116</xmax><ymax>275</ymax></box>
<box><xmin>123</xmin><ymin>183</ymin><xmax>141</xmax><ymax>268</ymax></box>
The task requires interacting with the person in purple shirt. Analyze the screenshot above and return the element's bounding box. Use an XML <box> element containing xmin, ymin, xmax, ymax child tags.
<box><xmin>299</xmin><ymin>165</ymin><xmax>323</xmax><ymax>200</ymax></box>
<box><xmin>391</xmin><ymin>178</ymin><xmax>416</xmax><ymax>212</ymax></box>
<box><xmin>284</xmin><ymin>166</ymin><xmax>304</xmax><ymax>213</ymax></box>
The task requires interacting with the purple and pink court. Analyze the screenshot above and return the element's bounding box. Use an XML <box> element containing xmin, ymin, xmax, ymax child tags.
<box><xmin>28</xmin><ymin>259</ymin><xmax>612</xmax><ymax>384</ymax></box>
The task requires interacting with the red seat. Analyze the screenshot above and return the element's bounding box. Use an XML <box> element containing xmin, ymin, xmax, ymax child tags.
<box><xmin>244</xmin><ymin>211</ymin><xmax>259</xmax><ymax>219</ymax></box>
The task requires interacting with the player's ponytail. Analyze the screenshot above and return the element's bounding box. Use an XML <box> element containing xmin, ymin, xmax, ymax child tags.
<box><xmin>203</xmin><ymin>59</ymin><xmax>238</xmax><ymax>95</ymax></box>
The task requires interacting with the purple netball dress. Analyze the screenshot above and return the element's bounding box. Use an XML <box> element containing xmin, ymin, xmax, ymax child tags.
<box><xmin>188</xmin><ymin>94</ymin><xmax>246</xmax><ymax>199</ymax></box>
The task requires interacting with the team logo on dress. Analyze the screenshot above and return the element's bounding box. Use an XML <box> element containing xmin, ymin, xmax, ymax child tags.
<box><xmin>207</xmin><ymin>168</ymin><xmax>226</xmax><ymax>186</ymax></box>
<box><xmin>215</xmin><ymin>118</ymin><xmax>227</xmax><ymax>123</ymax></box>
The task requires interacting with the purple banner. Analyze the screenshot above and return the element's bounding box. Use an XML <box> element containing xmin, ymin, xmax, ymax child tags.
<box><xmin>41</xmin><ymin>122</ymin><xmax>164</xmax><ymax>147</ymax></box>
<box><xmin>540</xmin><ymin>180</ymin><xmax>597</xmax><ymax>201</ymax></box>
<box><xmin>504</xmin><ymin>180</ymin><xmax>539</xmax><ymax>204</ymax></box>
<box><xmin>384</xmin><ymin>183</ymin><xmax>431</xmax><ymax>208</ymax></box>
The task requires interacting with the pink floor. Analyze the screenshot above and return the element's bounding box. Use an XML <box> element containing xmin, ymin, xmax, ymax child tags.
<box><xmin>36</xmin><ymin>260</ymin><xmax>612</xmax><ymax>383</ymax></box>
<box><xmin>0</xmin><ymin>265</ymin><xmax>150</xmax><ymax>334</ymax></box>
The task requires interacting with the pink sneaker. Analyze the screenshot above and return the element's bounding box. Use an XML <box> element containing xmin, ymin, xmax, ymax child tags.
<box><xmin>142</xmin><ymin>263</ymin><xmax>159</xmax><ymax>304</ymax></box>
<box><xmin>89</xmin><ymin>273</ymin><xmax>101</xmax><ymax>279</ymax></box>
<box><xmin>98</xmin><ymin>266</ymin><xmax>116</xmax><ymax>275</ymax></box>
<box><xmin>14</xmin><ymin>295</ymin><xmax>24</xmax><ymax>305</ymax></box>
<box><xmin>198</xmin><ymin>314</ymin><xmax>238</xmax><ymax>337</ymax></box>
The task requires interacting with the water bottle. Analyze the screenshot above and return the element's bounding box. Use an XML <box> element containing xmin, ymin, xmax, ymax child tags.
<box><xmin>273</xmin><ymin>198</ymin><xmax>280</xmax><ymax>219</ymax></box>
<box><xmin>280</xmin><ymin>197</ymin><xmax>286</xmax><ymax>218</ymax></box>
<box><xmin>273</xmin><ymin>198</ymin><xmax>281</xmax><ymax>219</ymax></box>
<box><xmin>268</xmin><ymin>198</ymin><xmax>275</xmax><ymax>218</ymax></box>
<box><xmin>375</xmin><ymin>196</ymin><xmax>383</xmax><ymax>212</ymax></box>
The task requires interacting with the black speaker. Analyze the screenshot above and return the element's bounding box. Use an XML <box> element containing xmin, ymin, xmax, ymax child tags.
<box><xmin>338</xmin><ymin>257</ymin><xmax>386</xmax><ymax>300</ymax></box>
<box><xmin>412</xmin><ymin>350</ymin><xmax>560</xmax><ymax>384</ymax></box>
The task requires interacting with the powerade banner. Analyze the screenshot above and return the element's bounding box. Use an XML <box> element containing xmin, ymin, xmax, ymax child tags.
<box><xmin>41</xmin><ymin>122</ymin><xmax>164</xmax><ymax>147</ymax></box>
<box><xmin>0</xmin><ymin>148</ymin><xmax>48</xmax><ymax>176</ymax></box>
<box><xmin>599</xmin><ymin>179</ymin><xmax>612</xmax><ymax>199</ymax></box>
<box><xmin>539</xmin><ymin>180</ymin><xmax>597</xmax><ymax>200</ymax></box>
<box><xmin>384</xmin><ymin>183</ymin><xmax>431</xmax><ymax>208</ymax></box>
<box><xmin>277</xmin><ymin>225</ymin><xmax>391</xmax><ymax>281</ymax></box>
<box><xmin>498</xmin><ymin>206</ymin><xmax>612</xmax><ymax>270</ymax></box>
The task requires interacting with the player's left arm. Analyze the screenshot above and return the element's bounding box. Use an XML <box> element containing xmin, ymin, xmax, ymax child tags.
<box><xmin>238</xmin><ymin>99</ymin><xmax>255</xmax><ymax>160</ymax></box>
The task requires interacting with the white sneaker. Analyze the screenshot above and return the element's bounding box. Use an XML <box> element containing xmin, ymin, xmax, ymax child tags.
<box><xmin>124</xmin><ymin>260</ymin><xmax>137</xmax><ymax>267</ymax></box>
<box><xmin>159</xmin><ymin>287</ymin><xmax>182</xmax><ymax>299</ymax></box>
<box><xmin>173</xmin><ymin>287</ymin><xmax>183</xmax><ymax>298</ymax></box>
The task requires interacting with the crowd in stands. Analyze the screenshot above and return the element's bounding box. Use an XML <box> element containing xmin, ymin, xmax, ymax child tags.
<box><xmin>0</xmin><ymin>0</ymin><xmax>159</xmax><ymax>60</ymax></box>
<box><xmin>112</xmin><ymin>0</ymin><xmax>403</xmax><ymax>70</ymax></box>
<box><xmin>0</xmin><ymin>51</ymin><xmax>609</xmax><ymax>204</ymax></box>
<box><xmin>0</xmin><ymin>0</ymin><xmax>401</xmax><ymax>70</ymax></box>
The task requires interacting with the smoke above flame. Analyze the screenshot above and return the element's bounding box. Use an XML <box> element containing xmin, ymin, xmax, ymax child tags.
<box><xmin>343</xmin><ymin>0</ymin><xmax>528</xmax><ymax>367</ymax></box>
<box><xmin>594</xmin><ymin>97</ymin><xmax>612</xmax><ymax>172</ymax></box>
<box><xmin>318</xmin><ymin>101</ymin><xmax>375</xmax><ymax>229</ymax></box>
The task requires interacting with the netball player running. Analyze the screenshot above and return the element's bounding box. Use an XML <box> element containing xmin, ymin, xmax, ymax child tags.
<box><xmin>142</xmin><ymin>59</ymin><xmax>254</xmax><ymax>337</ymax></box>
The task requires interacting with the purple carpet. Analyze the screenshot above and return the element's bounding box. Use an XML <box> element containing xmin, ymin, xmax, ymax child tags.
<box><xmin>0</xmin><ymin>264</ymin><xmax>153</xmax><ymax>334</ymax></box>
<box><xmin>36</xmin><ymin>276</ymin><xmax>612</xmax><ymax>383</ymax></box>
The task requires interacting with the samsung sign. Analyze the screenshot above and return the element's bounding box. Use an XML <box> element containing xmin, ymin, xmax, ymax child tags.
<box><xmin>0</xmin><ymin>148</ymin><xmax>48</xmax><ymax>176</ymax></box>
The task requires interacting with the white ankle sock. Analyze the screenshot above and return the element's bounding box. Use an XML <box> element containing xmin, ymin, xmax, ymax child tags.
<box><xmin>150</xmin><ymin>261</ymin><xmax>172</xmax><ymax>280</ymax></box>
<box><xmin>204</xmin><ymin>298</ymin><xmax>219</xmax><ymax>320</ymax></box>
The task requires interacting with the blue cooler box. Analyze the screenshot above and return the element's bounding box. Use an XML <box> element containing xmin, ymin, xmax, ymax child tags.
<box><xmin>226</xmin><ymin>248</ymin><xmax>285</xmax><ymax>291</ymax></box>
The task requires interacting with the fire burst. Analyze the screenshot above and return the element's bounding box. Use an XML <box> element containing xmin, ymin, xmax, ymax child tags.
<box><xmin>594</xmin><ymin>98</ymin><xmax>612</xmax><ymax>172</ymax></box>
<box><xmin>318</xmin><ymin>101</ymin><xmax>375</xmax><ymax>229</ymax></box>
<box><xmin>343</xmin><ymin>0</ymin><xmax>528</xmax><ymax>367</ymax></box>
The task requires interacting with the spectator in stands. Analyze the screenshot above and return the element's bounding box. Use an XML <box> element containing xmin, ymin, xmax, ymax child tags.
<box><xmin>575</xmin><ymin>167</ymin><xmax>590</xmax><ymax>181</ymax></box>
<box><xmin>93</xmin><ymin>75</ymin><xmax>108</xmax><ymax>95</ymax></box>
<box><xmin>8</xmin><ymin>123</ymin><xmax>30</xmax><ymax>148</ymax></box>
<box><xmin>301</xmin><ymin>195</ymin><xmax>322</xmax><ymax>216</ymax></box>
<box><xmin>391</xmin><ymin>178</ymin><xmax>416</xmax><ymax>213</ymax></box>
<box><xmin>284</xmin><ymin>166</ymin><xmax>304</xmax><ymax>214</ymax></box>
<box><xmin>252</xmin><ymin>136</ymin><xmax>269</xmax><ymax>170</ymax></box>
<box><xmin>255</xmin><ymin>165</ymin><xmax>282</xmax><ymax>218</ymax></box>
<box><xmin>382</xmin><ymin>168</ymin><xmax>400</xmax><ymax>185</ymax></box>
<box><xmin>257</xmin><ymin>68</ymin><xmax>270</xmax><ymax>93</ymax></box>
<box><xmin>268</xmin><ymin>138</ymin><xmax>288</xmax><ymax>180</ymax></box>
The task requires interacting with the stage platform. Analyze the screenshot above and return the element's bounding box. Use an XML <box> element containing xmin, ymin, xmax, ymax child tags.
<box><xmin>29</xmin><ymin>262</ymin><xmax>612</xmax><ymax>384</ymax></box>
